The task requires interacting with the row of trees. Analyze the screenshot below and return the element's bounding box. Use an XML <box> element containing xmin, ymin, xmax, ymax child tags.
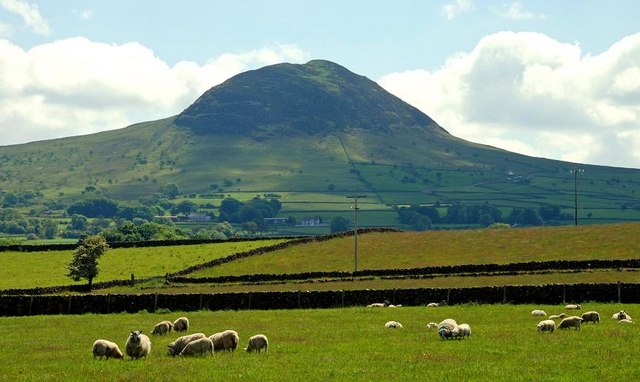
<box><xmin>396</xmin><ymin>203</ymin><xmax>572</xmax><ymax>230</ymax></box>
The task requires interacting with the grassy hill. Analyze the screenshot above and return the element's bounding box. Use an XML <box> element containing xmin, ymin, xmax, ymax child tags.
<box><xmin>0</xmin><ymin>60</ymin><xmax>639</xmax><ymax>231</ymax></box>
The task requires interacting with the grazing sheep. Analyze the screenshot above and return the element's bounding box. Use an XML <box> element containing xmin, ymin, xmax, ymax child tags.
<box><xmin>581</xmin><ymin>311</ymin><xmax>600</xmax><ymax>324</ymax></box>
<box><xmin>427</xmin><ymin>322</ymin><xmax>438</xmax><ymax>330</ymax></box>
<box><xmin>245</xmin><ymin>334</ymin><xmax>269</xmax><ymax>353</ymax></box>
<box><xmin>209</xmin><ymin>330</ymin><xmax>240</xmax><ymax>352</ymax></box>
<box><xmin>152</xmin><ymin>320</ymin><xmax>173</xmax><ymax>335</ymax></box>
<box><xmin>548</xmin><ymin>313</ymin><xmax>566</xmax><ymax>320</ymax></box>
<box><xmin>385</xmin><ymin>321</ymin><xmax>403</xmax><ymax>329</ymax></box>
<box><xmin>564</xmin><ymin>304</ymin><xmax>582</xmax><ymax>310</ymax></box>
<box><xmin>179</xmin><ymin>337</ymin><xmax>214</xmax><ymax>357</ymax></box>
<box><xmin>173</xmin><ymin>317</ymin><xmax>189</xmax><ymax>332</ymax></box>
<box><xmin>558</xmin><ymin>316</ymin><xmax>583</xmax><ymax>331</ymax></box>
<box><xmin>618</xmin><ymin>318</ymin><xmax>634</xmax><ymax>324</ymax></box>
<box><xmin>531</xmin><ymin>309</ymin><xmax>547</xmax><ymax>317</ymax></box>
<box><xmin>92</xmin><ymin>339</ymin><xmax>124</xmax><ymax>360</ymax></box>
<box><xmin>611</xmin><ymin>310</ymin><xmax>632</xmax><ymax>321</ymax></box>
<box><xmin>537</xmin><ymin>320</ymin><xmax>556</xmax><ymax>333</ymax></box>
<box><xmin>451</xmin><ymin>323</ymin><xmax>471</xmax><ymax>339</ymax></box>
<box><xmin>167</xmin><ymin>333</ymin><xmax>206</xmax><ymax>356</ymax></box>
<box><xmin>125</xmin><ymin>331</ymin><xmax>151</xmax><ymax>360</ymax></box>
<box><xmin>387</xmin><ymin>304</ymin><xmax>402</xmax><ymax>308</ymax></box>
<box><xmin>438</xmin><ymin>319</ymin><xmax>458</xmax><ymax>340</ymax></box>
<box><xmin>426</xmin><ymin>302</ymin><xmax>439</xmax><ymax>307</ymax></box>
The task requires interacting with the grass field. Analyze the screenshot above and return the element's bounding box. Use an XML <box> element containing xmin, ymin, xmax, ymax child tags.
<box><xmin>0</xmin><ymin>239</ymin><xmax>287</xmax><ymax>290</ymax></box>
<box><xmin>187</xmin><ymin>223</ymin><xmax>640</xmax><ymax>278</ymax></box>
<box><xmin>1</xmin><ymin>305</ymin><xmax>638</xmax><ymax>381</ymax></box>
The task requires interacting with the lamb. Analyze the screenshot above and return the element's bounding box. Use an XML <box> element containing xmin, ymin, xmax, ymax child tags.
<box><xmin>611</xmin><ymin>310</ymin><xmax>632</xmax><ymax>321</ymax></box>
<box><xmin>451</xmin><ymin>323</ymin><xmax>471</xmax><ymax>339</ymax></box>
<box><xmin>245</xmin><ymin>334</ymin><xmax>269</xmax><ymax>353</ymax></box>
<box><xmin>531</xmin><ymin>309</ymin><xmax>547</xmax><ymax>316</ymax></box>
<box><xmin>426</xmin><ymin>302</ymin><xmax>439</xmax><ymax>307</ymax></box>
<box><xmin>209</xmin><ymin>330</ymin><xmax>240</xmax><ymax>352</ymax></box>
<box><xmin>173</xmin><ymin>317</ymin><xmax>189</xmax><ymax>332</ymax></box>
<box><xmin>558</xmin><ymin>316</ymin><xmax>583</xmax><ymax>331</ymax></box>
<box><xmin>179</xmin><ymin>337</ymin><xmax>214</xmax><ymax>357</ymax></box>
<box><xmin>618</xmin><ymin>318</ymin><xmax>634</xmax><ymax>324</ymax></box>
<box><xmin>385</xmin><ymin>321</ymin><xmax>403</xmax><ymax>329</ymax></box>
<box><xmin>564</xmin><ymin>304</ymin><xmax>582</xmax><ymax>310</ymax></box>
<box><xmin>581</xmin><ymin>311</ymin><xmax>600</xmax><ymax>324</ymax></box>
<box><xmin>92</xmin><ymin>339</ymin><xmax>124</xmax><ymax>360</ymax></box>
<box><xmin>152</xmin><ymin>320</ymin><xmax>173</xmax><ymax>335</ymax></box>
<box><xmin>548</xmin><ymin>313</ymin><xmax>566</xmax><ymax>320</ymax></box>
<box><xmin>125</xmin><ymin>331</ymin><xmax>151</xmax><ymax>360</ymax></box>
<box><xmin>167</xmin><ymin>333</ymin><xmax>206</xmax><ymax>356</ymax></box>
<box><xmin>536</xmin><ymin>319</ymin><xmax>556</xmax><ymax>333</ymax></box>
<box><xmin>438</xmin><ymin>318</ymin><xmax>458</xmax><ymax>340</ymax></box>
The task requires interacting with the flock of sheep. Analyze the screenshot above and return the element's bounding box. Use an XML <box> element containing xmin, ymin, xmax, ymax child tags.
<box><xmin>533</xmin><ymin>304</ymin><xmax>634</xmax><ymax>333</ymax></box>
<box><xmin>92</xmin><ymin>316</ymin><xmax>268</xmax><ymax>360</ymax></box>
<box><xmin>369</xmin><ymin>301</ymin><xmax>634</xmax><ymax>340</ymax></box>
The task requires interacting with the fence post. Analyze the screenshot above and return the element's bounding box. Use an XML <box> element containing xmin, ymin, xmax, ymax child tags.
<box><xmin>68</xmin><ymin>295</ymin><xmax>72</xmax><ymax>314</ymax></box>
<box><xmin>29</xmin><ymin>296</ymin><xmax>34</xmax><ymax>316</ymax></box>
<box><xmin>131</xmin><ymin>274</ymin><xmax>135</xmax><ymax>287</ymax></box>
<box><xmin>154</xmin><ymin>294</ymin><xmax>158</xmax><ymax>312</ymax></box>
<box><xmin>562</xmin><ymin>285</ymin><xmax>566</xmax><ymax>304</ymax></box>
<box><xmin>446</xmin><ymin>289</ymin><xmax>451</xmax><ymax>305</ymax></box>
<box><xmin>618</xmin><ymin>281</ymin><xmax>622</xmax><ymax>303</ymax></box>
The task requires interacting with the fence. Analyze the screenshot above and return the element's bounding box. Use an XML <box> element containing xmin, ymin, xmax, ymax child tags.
<box><xmin>2</xmin><ymin>282</ymin><xmax>639</xmax><ymax>317</ymax></box>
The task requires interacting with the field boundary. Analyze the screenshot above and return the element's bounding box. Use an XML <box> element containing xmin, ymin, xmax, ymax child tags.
<box><xmin>1</xmin><ymin>283</ymin><xmax>638</xmax><ymax>316</ymax></box>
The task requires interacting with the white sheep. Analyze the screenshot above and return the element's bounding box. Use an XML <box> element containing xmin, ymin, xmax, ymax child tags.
<box><xmin>173</xmin><ymin>317</ymin><xmax>189</xmax><ymax>332</ymax></box>
<box><xmin>531</xmin><ymin>309</ymin><xmax>547</xmax><ymax>316</ymax></box>
<box><xmin>558</xmin><ymin>316</ymin><xmax>583</xmax><ymax>331</ymax></box>
<box><xmin>179</xmin><ymin>337</ymin><xmax>214</xmax><ymax>357</ymax></box>
<box><xmin>387</xmin><ymin>304</ymin><xmax>402</xmax><ymax>308</ymax></box>
<box><xmin>385</xmin><ymin>321</ymin><xmax>403</xmax><ymax>329</ymax></box>
<box><xmin>548</xmin><ymin>313</ymin><xmax>566</xmax><ymax>320</ymax></box>
<box><xmin>564</xmin><ymin>304</ymin><xmax>582</xmax><ymax>310</ymax></box>
<box><xmin>167</xmin><ymin>333</ymin><xmax>206</xmax><ymax>356</ymax></box>
<box><xmin>92</xmin><ymin>339</ymin><xmax>124</xmax><ymax>360</ymax></box>
<box><xmin>536</xmin><ymin>319</ymin><xmax>555</xmax><ymax>333</ymax></box>
<box><xmin>426</xmin><ymin>302</ymin><xmax>439</xmax><ymax>307</ymax></box>
<box><xmin>618</xmin><ymin>318</ymin><xmax>634</xmax><ymax>324</ymax></box>
<box><xmin>152</xmin><ymin>320</ymin><xmax>173</xmax><ymax>335</ymax></box>
<box><xmin>611</xmin><ymin>310</ymin><xmax>632</xmax><ymax>321</ymax></box>
<box><xmin>581</xmin><ymin>311</ymin><xmax>600</xmax><ymax>324</ymax></box>
<box><xmin>125</xmin><ymin>331</ymin><xmax>151</xmax><ymax>360</ymax></box>
<box><xmin>451</xmin><ymin>323</ymin><xmax>471</xmax><ymax>339</ymax></box>
<box><xmin>209</xmin><ymin>330</ymin><xmax>240</xmax><ymax>352</ymax></box>
<box><xmin>426</xmin><ymin>322</ymin><xmax>438</xmax><ymax>330</ymax></box>
<box><xmin>438</xmin><ymin>319</ymin><xmax>458</xmax><ymax>340</ymax></box>
<box><xmin>245</xmin><ymin>334</ymin><xmax>269</xmax><ymax>353</ymax></box>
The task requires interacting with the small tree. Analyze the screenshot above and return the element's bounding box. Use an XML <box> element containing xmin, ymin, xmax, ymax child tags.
<box><xmin>66</xmin><ymin>235</ymin><xmax>109</xmax><ymax>291</ymax></box>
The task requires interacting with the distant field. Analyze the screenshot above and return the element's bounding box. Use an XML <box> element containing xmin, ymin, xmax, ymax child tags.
<box><xmin>0</xmin><ymin>305</ymin><xmax>638</xmax><ymax>381</ymax></box>
<box><xmin>0</xmin><ymin>239</ymin><xmax>287</xmax><ymax>290</ymax></box>
<box><xmin>187</xmin><ymin>222</ymin><xmax>640</xmax><ymax>278</ymax></box>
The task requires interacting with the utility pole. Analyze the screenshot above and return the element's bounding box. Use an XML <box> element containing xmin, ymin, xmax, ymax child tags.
<box><xmin>346</xmin><ymin>193</ymin><xmax>366</xmax><ymax>272</ymax></box>
<box><xmin>571</xmin><ymin>169</ymin><xmax>583</xmax><ymax>226</ymax></box>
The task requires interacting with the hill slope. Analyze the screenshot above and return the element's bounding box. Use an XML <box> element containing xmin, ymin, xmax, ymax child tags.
<box><xmin>0</xmin><ymin>59</ymin><xmax>639</xmax><ymax>227</ymax></box>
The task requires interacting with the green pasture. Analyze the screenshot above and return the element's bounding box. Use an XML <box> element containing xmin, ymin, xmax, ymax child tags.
<box><xmin>0</xmin><ymin>305</ymin><xmax>638</xmax><ymax>381</ymax></box>
<box><xmin>187</xmin><ymin>223</ymin><xmax>640</xmax><ymax>278</ymax></box>
<box><xmin>0</xmin><ymin>240</ymin><xmax>287</xmax><ymax>290</ymax></box>
<box><xmin>99</xmin><ymin>269</ymin><xmax>640</xmax><ymax>295</ymax></box>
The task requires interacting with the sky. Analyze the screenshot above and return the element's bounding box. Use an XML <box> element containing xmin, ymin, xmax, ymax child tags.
<box><xmin>1</xmin><ymin>1</ymin><xmax>640</xmax><ymax>169</ymax></box>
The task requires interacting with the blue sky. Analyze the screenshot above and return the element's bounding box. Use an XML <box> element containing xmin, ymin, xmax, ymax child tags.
<box><xmin>1</xmin><ymin>0</ymin><xmax>640</xmax><ymax>168</ymax></box>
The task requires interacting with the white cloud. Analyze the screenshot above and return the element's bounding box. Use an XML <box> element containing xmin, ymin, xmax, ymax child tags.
<box><xmin>379</xmin><ymin>31</ymin><xmax>640</xmax><ymax>168</ymax></box>
<box><xmin>73</xmin><ymin>8</ymin><xmax>94</xmax><ymax>19</ymax></box>
<box><xmin>0</xmin><ymin>21</ymin><xmax>12</xmax><ymax>37</ymax></box>
<box><xmin>0</xmin><ymin>0</ymin><xmax>51</xmax><ymax>35</ymax></box>
<box><xmin>0</xmin><ymin>38</ymin><xmax>308</xmax><ymax>145</ymax></box>
<box><xmin>499</xmin><ymin>2</ymin><xmax>545</xmax><ymax>20</ymax></box>
<box><xmin>442</xmin><ymin>0</ymin><xmax>473</xmax><ymax>21</ymax></box>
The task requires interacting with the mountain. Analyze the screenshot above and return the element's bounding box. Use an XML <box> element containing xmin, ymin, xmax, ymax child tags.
<box><xmin>1</xmin><ymin>59</ymin><xmax>639</xmax><ymax>228</ymax></box>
